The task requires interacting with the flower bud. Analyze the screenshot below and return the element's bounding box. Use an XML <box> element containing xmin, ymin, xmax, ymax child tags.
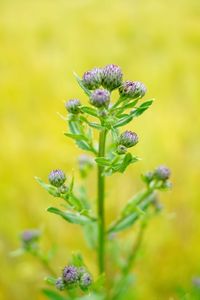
<box><xmin>119</xmin><ymin>131</ymin><xmax>138</xmax><ymax>148</ymax></box>
<box><xmin>21</xmin><ymin>229</ymin><xmax>40</xmax><ymax>245</ymax></box>
<box><xmin>119</xmin><ymin>81</ymin><xmax>147</xmax><ymax>99</ymax></box>
<box><xmin>90</xmin><ymin>89</ymin><xmax>110</xmax><ymax>108</ymax></box>
<box><xmin>82</xmin><ymin>67</ymin><xmax>102</xmax><ymax>90</ymax></box>
<box><xmin>102</xmin><ymin>64</ymin><xmax>123</xmax><ymax>91</ymax></box>
<box><xmin>62</xmin><ymin>265</ymin><xmax>79</xmax><ymax>284</ymax></box>
<box><xmin>154</xmin><ymin>166</ymin><xmax>171</xmax><ymax>180</ymax></box>
<box><xmin>143</xmin><ymin>171</ymin><xmax>154</xmax><ymax>183</ymax></box>
<box><xmin>48</xmin><ymin>169</ymin><xmax>66</xmax><ymax>187</ymax></box>
<box><xmin>116</xmin><ymin>145</ymin><xmax>127</xmax><ymax>155</ymax></box>
<box><xmin>55</xmin><ymin>277</ymin><xmax>65</xmax><ymax>291</ymax></box>
<box><xmin>79</xmin><ymin>272</ymin><xmax>92</xmax><ymax>290</ymax></box>
<box><xmin>65</xmin><ymin>99</ymin><xmax>81</xmax><ymax>114</ymax></box>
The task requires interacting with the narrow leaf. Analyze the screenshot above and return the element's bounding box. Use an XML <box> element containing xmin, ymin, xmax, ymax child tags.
<box><xmin>47</xmin><ymin>207</ymin><xmax>95</xmax><ymax>225</ymax></box>
<box><xmin>73</xmin><ymin>72</ymin><xmax>91</xmax><ymax>96</ymax></box>
<box><xmin>81</xmin><ymin>106</ymin><xmax>98</xmax><ymax>117</ymax></box>
<box><xmin>42</xmin><ymin>288</ymin><xmax>67</xmax><ymax>300</ymax></box>
<box><xmin>64</xmin><ymin>133</ymin><xmax>89</xmax><ymax>142</ymax></box>
<box><xmin>35</xmin><ymin>177</ymin><xmax>60</xmax><ymax>197</ymax></box>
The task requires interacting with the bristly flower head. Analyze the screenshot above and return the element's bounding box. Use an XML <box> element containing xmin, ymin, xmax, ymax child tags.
<box><xmin>65</xmin><ymin>99</ymin><xmax>81</xmax><ymax>114</ymax></box>
<box><xmin>79</xmin><ymin>272</ymin><xmax>92</xmax><ymax>290</ymax></box>
<box><xmin>119</xmin><ymin>131</ymin><xmax>138</xmax><ymax>148</ymax></box>
<box><xmin>82</xmin><ymin>67</ymin><xmax>102</xmax><ymax>90</ymax></box>
<box><xmin>90</xmin><ymin>89</ymin><xmax>110</xmax><ymax>108</ymax></box>
<box><xmin>119</xmin><ymin>81</ymin><xmax>147</xmax><ymax>99</ymax></box>
<box><xmin>55</xmin><ymin>277</ymin><xmax>65</xmax><ymax>291</ymax></box>
<box><xmin>48</xmin><ymin>169</ymin><xmax>66</xmax><ymax>187</ymax></box>
<box><xmin>62</xmin><ymin>265</ymin><xmax>79</xmax><ymax>284</ymax></box>
<box><xmin>102</xmin><ymin>64</ymin><xmax>123</xmax><ymax>91</ymax></box>
<box><xmin>154</xmin><ymin>165</ymin><xmax>171</xmax><ymax>180</ymax></box>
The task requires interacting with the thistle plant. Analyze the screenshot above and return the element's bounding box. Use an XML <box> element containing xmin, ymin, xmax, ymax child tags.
<box><xmin>15</xmin><ymin>64</ymin><xmax>171</xmax><ymax>300</ymax></box>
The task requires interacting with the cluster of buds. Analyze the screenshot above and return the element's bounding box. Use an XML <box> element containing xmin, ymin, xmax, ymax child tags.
<box><xmin>117</xmin><ymin>130</ymin><xmax>138</xmax><ymax>154</ymax></box>
<box><xmin>143</xmin><ymin>165</ymin><xmax>171</xmax><ymax>189</ymax></box>
<box><xmin>65</xmin><ymin>64</ymin><xmax>146</xmax><ymax>112</ymax></box>
<box><xmin>55</xmin><ymin>265</ymin><xmax>92</xmax><ymax>291</ymax></box>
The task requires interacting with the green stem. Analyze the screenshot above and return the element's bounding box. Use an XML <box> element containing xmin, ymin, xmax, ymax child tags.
<box><xmin>97</xmin><ymin>129</ymin><xmax>107</xmax><ymax>274</ymax></box>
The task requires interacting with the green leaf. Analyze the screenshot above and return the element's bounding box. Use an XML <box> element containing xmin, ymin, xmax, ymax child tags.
<box><xmin>121</xmin><ymin>189</ymin><xmax>152</xmax><ymax>217</ymax></box>
<box><xmin>88</xmin><ymin>122</ymin><xmax>104</xmax><ymax>130</ymax></box>
<box><xmin>95</xmin><ymin>157</ymin><xmax>112</xmax><ymax>167</ymax></box>
<box><xmin>71</xmin><ymin>252</ymin><xmax>85</xmax><ymax>267</ymax></box>
<box><xmin>64</xmin><ymin>133</ymin><xmax>89</xmax><ymax>142</ymax></box>
<box><xmin>131</xmin><ymin>99</ymin><xmax>154</xmax><ymax>117</ymax></box>
<box><xmin>92</xmin><ymin>273</ymin><xmax>105</xmax><ymax>292</ymax></box>
<box><xmin>118</xmin><ymin>153</ymin><xmax>139</xmax><ymax>173</ymax></box>
<box><xmin>113</xmin><ymin>114</ymin><xmax>133</xmax><ymax>128</ymax></box>
<box><xmin>44</xmin><ymin>276</ymin><xmax>57</xmax><ymax>286</ymax></box>
<box><xmin>73</xmin><ymin>72</ymin><xmax>91</xmax><ymax>96</ymax></box>
<box><xmin>81</xmin><ymin>106</ymin><xmax>98</xmax><ymax>117</ymax></box>
<box><xmin>35</xmin><ymin>177</ymin><xmax>60</xmax><ymax>197</ymax></box>
<box><xmin>42</xmin><ymin>288</ymin><xmax>67</xmax><ymax>300</ymax></box>
<box><xmin>47</xmin><ymin>207</ymin><xmax>96</xmax><ymax>225</ymax></box>
<box><xmin>108</xmin><ymin>194</ymin><xmax>155</xmax><ymax>233</ymax></box>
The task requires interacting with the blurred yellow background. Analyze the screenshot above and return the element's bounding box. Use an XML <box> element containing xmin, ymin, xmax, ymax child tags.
<box><xmin>1</xmin><ymin>0</ymin><xmax>200</xmax><ymax>299</ymax></box>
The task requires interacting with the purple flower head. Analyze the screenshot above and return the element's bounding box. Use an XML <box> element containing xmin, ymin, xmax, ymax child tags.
<box><xmin>102</xmin><ymin>64</ymin><xmax>123</xmax><ymax>91</ymax></box>
<box><xmin>79</xmin><ymin>272</ymin><xmax>92</xmax><ymax>289</ymax></box>
<box><xmin>55</xmin><ymin>277</ymin><xmax>65</xmax><ymax>291</ymax></box>
<box><xmin>21</xmin><ymin>229</ymin><xmax>40</xmax><ymax>244</ymax></box>
<box><xmin>90</xmin><ymin>89</ymin><xmax>110</xmax><ymax>108</ymax></box>
<box><xmin>119</xmin><ymin>81</ymin><xmax>147</xmax><ymax>99</ymax></box>
<box><xmin>119</xmin><ymin>131</ymin><xmax>138</xmax><ymax>148</ymax></box>
<box><xmin>82</xmin><ymin>67</ymin><xmax>102</xmax><ymax>90</ymax></box>
<box><xmin>65</xmin><ymin>99</ymin><xmax>81</xmax><ymax>114</ymax></box>
<box><xmin>48</xmin><ymin>169</ymin><xmax>66</xmax><ymax>187</ymax></box>
<box><xmin>154</xmin><ymin>166</ymin><xmax>171</xmax><ymax>181</ymax></box>
<box><xmin>62</xmin><ymin>265</ymin><xmax>79</xmax><ymax>284</ymax></box>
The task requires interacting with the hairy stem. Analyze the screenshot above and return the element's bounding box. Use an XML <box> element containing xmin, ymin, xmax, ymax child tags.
<box><xmin>97</xmin><ymin>129</ymin><xmax>107</xmax><ymax>274</ymax></box>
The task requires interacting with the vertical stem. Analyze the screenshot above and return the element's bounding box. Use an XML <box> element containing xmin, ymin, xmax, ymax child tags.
<box><xmin>97</xmin><ymin>129</ymin><xmax>107</xmax><ymax>274</ymax></box>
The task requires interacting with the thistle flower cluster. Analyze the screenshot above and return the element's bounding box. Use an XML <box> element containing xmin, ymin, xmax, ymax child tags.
<box><xmin>55</xmin><ymin>265</ymin><xmax>92</xmax><ymax>291</ymax></box>
<box><xmin>65</xmin><ymin>64</ymin><xmax>146</xmax><ymax>111</ymax></box>
<box><xmin>143</xmin><ymin>165</ymin><xmax>171</xmax><ymax>189</ymax></box>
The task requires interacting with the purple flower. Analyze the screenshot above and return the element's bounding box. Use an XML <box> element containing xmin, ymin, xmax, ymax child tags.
<box><xmin>65</xmin><ymin>99</ymin><xmax>81</xmax><ymax>114</ymax></box>
<box><xmin>90</xmin><ymin>89</ymin><xmax>110</xmax><ymax>108</ymax></box>
<box><xmin>119</xmin><ymin>81</ymin><xmax>147</xmax><ymax>99</ymax></box>
<box><xmin>102</xmin><ymin>64</ymin><xmax>123</xmax><ymax>91</ymax></box>
<box><xmin>154</xmin><ymin>166</ymin><xmax>171</xmax><ymax>180</ymax></box>
<box><xmin>119</xmin><ymin>131</ymin><xmax>138</xmax><ymax>148</ymax></box>
<box><xmin>55</xmin><ymin>277</ymin><xmax>65</xmax><ymax>291</ymax></box>
<box><xmin>82</xmin><ymin>67</ymin><xmax>102</xmax><ymax>90</ymax></box>
<box><xmin>21</xmin><ymin>229</ymin><xmax>40</xmax><ymax>243</ymax></box>
<box><xmin>48</xmin><ymin>169</ymin><xmax>66</xmax><ymax>187</ymax></box>
<box><xmin>79</xmin><ymin>272</ymin><xmax>92</xmax><ymax>289</ymax></box>
<box><xmin>62</xmin><ymin>265</ymin><xmax>79</xmax><ymax>284</ymax></box>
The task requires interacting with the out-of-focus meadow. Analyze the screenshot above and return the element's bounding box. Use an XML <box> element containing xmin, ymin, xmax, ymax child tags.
<box><xmin>0</xmin><ymin>0</ymin><xmax>200</xmax><ymax>299</ymax></box>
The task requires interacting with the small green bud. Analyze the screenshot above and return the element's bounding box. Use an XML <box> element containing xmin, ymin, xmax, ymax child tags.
<box><xmin>116</xmin><ymin>145</ymin><xmax>127</xmax><ymax>155</ymax></box>
<box><xmin>119</xmin><ymin>131</ymin><xmax>138</xmax><ymax>148</ymax></box>
<box><xmin>65</xmin><ymin>99</ymin><xmax>81</xmax><ymax>114</ymax></box>
<box><xmin>79</xmin><ymin>272</ymin><xmax>92</xmax><ymax>290</ymax></box>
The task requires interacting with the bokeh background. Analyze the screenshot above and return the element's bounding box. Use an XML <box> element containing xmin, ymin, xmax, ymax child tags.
<box><xmin>1</xmin><ymin>0</ymin><xmax>200</xmax><ymax>299</ymax></box>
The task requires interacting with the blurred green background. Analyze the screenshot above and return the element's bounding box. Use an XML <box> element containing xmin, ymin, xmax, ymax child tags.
<box><xmin>0</xmin><ymin>0</ymin><xmax>200</xmax><ymax>299</ymax></box>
